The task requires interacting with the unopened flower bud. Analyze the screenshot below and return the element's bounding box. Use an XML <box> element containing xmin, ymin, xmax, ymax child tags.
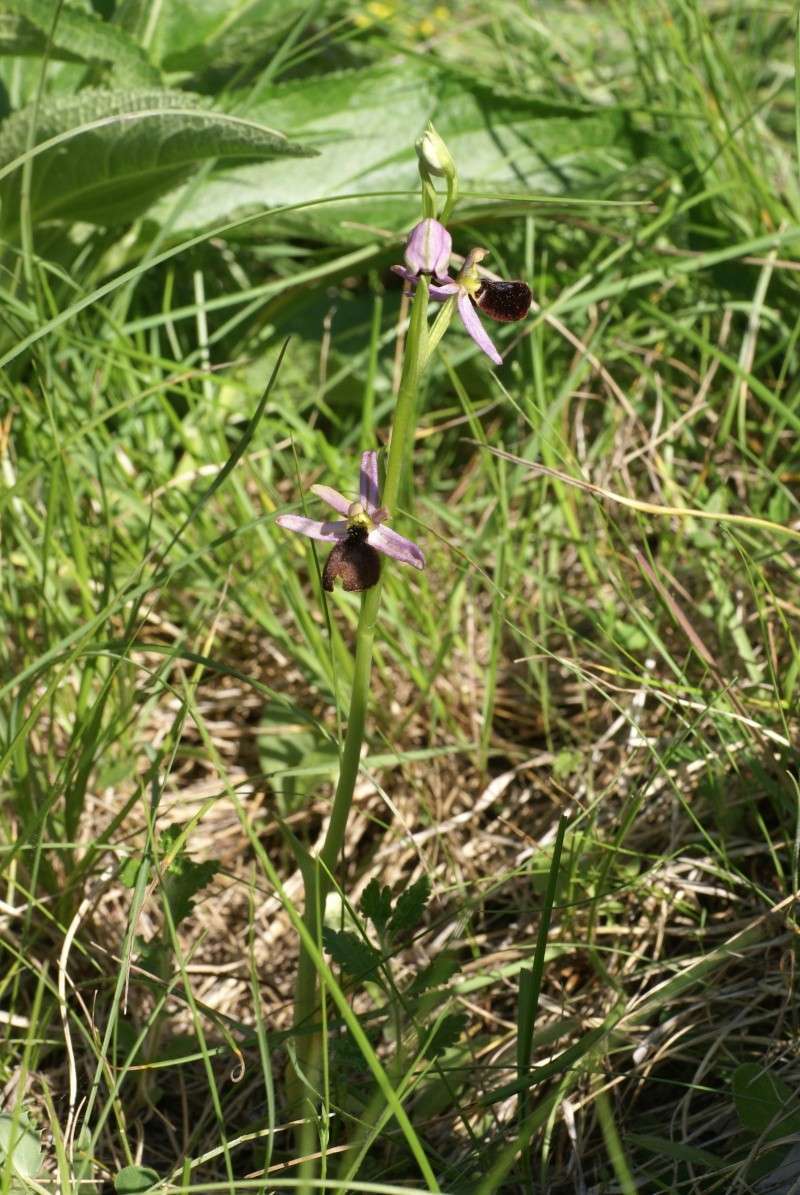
<box><xmin>416</xmin><ymin>123</ymin><xmax>456</xmax><ymax>180</ymax></box>
<box><xmin>404</xmin><ymin>217</ymin><xmax>452</xmax><ymax>280</ymax></box>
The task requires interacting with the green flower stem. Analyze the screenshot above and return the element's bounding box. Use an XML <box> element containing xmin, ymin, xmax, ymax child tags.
<box><xmin>383</xmin><ymin>275</ymin><xmax>430</xmax><ymax>511</ymax></box>
<box><xmin>440</xmin><ymin>173</ymin><xmax>458</xmax><ymax>225</ymax></box>
<box><xmin>291</xmin><ymin>277</ymin><xmax>430</xmax><ymax>1177</ymax></box>
<box><xmin>421</xmin><ymin>296</ymin><xmax>456</xmax><ymax>372</ymax></box>
<box><xmin>421</xmin><ymin>178</ymin><xmax>438</xmax><ymax>220</ymax></box>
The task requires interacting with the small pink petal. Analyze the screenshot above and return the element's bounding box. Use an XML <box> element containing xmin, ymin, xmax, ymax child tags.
<box><xmin>360</xmin><ymin>451</ymin><xmax>380</xmax><ymax>511</ymax></box>
<box><xmin>309</xmin><ymin>484</ymin><xmax>351</xmax><ymax>515</ymax></box>
<box><xmin>429</xmin><ymin>280</ymin><xmax>459</xmax><ymax>301</ymax></box>
<box><xmin>275</xmin><ymin>514</ymin><xmax>347</xmax><ymax>542</ymax></box>
<box><xmin>368</xmin><ymin>524</ymin><xmax>425</xmax><ymax>570</ymax></box>
<box><xmin>392</xmin><ymin>265</ymin><xmax>458</xmax><ymax>302</ymax></box>
<box><xmin>457</xmin><ymin>290</ymin><xmax>502</xmax><ymax>365</ymax></box>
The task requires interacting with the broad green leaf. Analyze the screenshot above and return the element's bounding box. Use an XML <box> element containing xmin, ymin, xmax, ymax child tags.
<box><xmin>432</xmin><ymin>75</ymin><xmax>634</xmax><ymax>197</ymax></box>
<box><xmin>322</xmin><ymin>927</ymin><xmax>382</xmax><ymax>982</ymax></box>
<box><xmin>126</xmin><ymin>0</ymin><xmax>309</xmax><ymax>71</ymax></box>
<box><xmin>154</xmin><ymin>61</ymin><xmax>436</xmax><ymax>238</ymax></box>
<box><xmin>360</xmin><ymin>878</ymin><xmax>393</xmax><ymax>936</ymax></box>
<box><xmin>0</xmin><ymin>1113</ymin><xmax>42</xmax><ymax>1178</ymax></box>
<box><xmin>0</xmin><ymin>12</ymin><xmax>83</xmax><ymax>60</ymax></box>
<box><xmin>732</xmin><ymin>1062</ymin><xmax>800</xmax><ymax>1138</ymax></box>
<box><xmin>114</xmin><ymin>1164</ymin><xmax>160</xmax><ymax>1193</ymax></box>
<box><xmin>389</xmin><ymin>874</ymin><xmax>431</xmax><ymax>937</ymax></box>
<box><xmin>0</xmin><ymin>0</ymin><xmax>159</xmax><ymax>85</ymax></box>
<box><xmin>157</xmin><ymin>62</ymin><xmax>640</xmax><ymax>242</ymax></box>
<box><xmin>0</xmin><ymin>88</ymin><xmax>314</xmax><ymax>229</ymax></box>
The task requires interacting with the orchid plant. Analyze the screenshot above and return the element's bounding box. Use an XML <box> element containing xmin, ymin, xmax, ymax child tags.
<box><xmin>278</xmin><ymin>123</ymin><xmax>530</xmax><ymax>1188</ymax></box>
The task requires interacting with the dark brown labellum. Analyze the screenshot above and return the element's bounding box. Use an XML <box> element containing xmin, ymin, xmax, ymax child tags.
<box><xmin>474</xmin><ymin>279</ymin><xmax>532</xmax><ymax>323</ymax></box>
<box><xmin>323</xmin><ymin>525</ymin><xmax>381</xmax><ymax>592</ymax></box>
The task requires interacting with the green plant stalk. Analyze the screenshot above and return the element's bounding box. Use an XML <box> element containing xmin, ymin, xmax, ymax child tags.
<box><xmin>291</xmin><ymin>276</ymin><xmax>430</xmax><ymax>1176</ymax></box>
<box><xmin>595</xmin><ymin>1087</ymin><xmax>638</xmax><ymax>1195</ymax></box>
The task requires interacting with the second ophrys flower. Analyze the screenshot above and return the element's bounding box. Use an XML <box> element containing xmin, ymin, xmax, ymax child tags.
<box><xmin>394</xmin><ymin>217</ymin><xmax>533</xmax><ymax>366</ymax></box>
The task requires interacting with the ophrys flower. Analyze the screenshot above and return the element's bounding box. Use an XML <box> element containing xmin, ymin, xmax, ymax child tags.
<box><xmin>393</xmin><ymin>220</ymin><xmax>532</xmax><ymax>366</ymax></box>
<box><xmin>275</xmin><ymin>451</ymin><xmax>424</xmax><ymax>592</ymax></box>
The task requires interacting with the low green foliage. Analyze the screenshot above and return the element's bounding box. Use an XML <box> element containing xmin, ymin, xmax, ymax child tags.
<box><xmin>1</xmin><ymin>0</ymin><xmax>159</xmax><ymax>83</ymax></box>
<box><xmin>388</xmin><ymin>874</ymin><xmax>431</xmax><ymax>937</ymax></box>
<box><xmin>733</xmin><ymin>1062</ymin><xmax>800</xmax><ymax>1138</ymax></box>
<box><xmin>113</xmin><ymin>1164</ymin><xmax>160</xmax><ymax>1194</ymax></box>
<box><xmin>0</xmin><ymin>1113</ymin><xmax>43</xmax><ymax>1182</ymax></box>
<box><xmin>360</xmin><ymin>877</ymin><xmax>393</xmax><ymax>934</ymax></box>
<box><xmin>322</xmin><ymin>926</ymin><xmax>383</xmax><ymax>981</ymax></box>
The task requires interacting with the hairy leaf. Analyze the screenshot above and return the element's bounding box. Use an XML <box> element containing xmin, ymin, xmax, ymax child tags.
<box><xmin>323</xmin><ymin>928</ymin><xmax>382</xmax><ymax>982</ymax></box>
<box><xmin>0</xmin><ymin>0</ymin><xmax>159</xmax><ymax>84</ymax></box>
<box><xmin>0</xmin><ymin>13</ymin><xmax>81</xmax><ymax>60</ymax></box>
<box><xmin>156</xmin><ymin>61</ymin><xmax>642</xmax><ymax>241</ymax></box>
<box><xmin>0</xmin><ymin>88</ymin><xmax>314</xmax><ymax>229</ymax></box>
<box><xmin>152</xmin><ymin>61</ymin><xmax>435</xmax><ymax>238</ymax></box>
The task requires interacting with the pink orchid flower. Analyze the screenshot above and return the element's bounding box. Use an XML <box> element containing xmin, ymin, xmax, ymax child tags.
<box><xmin>393</xmin><ymin>219</ymin><xmax>532</xmax><ymax>366</ymax></box>
<box><xmin>276</xmin><ymin>451</ymin><xmax>425</xmax><ymax>592</ymax></box>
